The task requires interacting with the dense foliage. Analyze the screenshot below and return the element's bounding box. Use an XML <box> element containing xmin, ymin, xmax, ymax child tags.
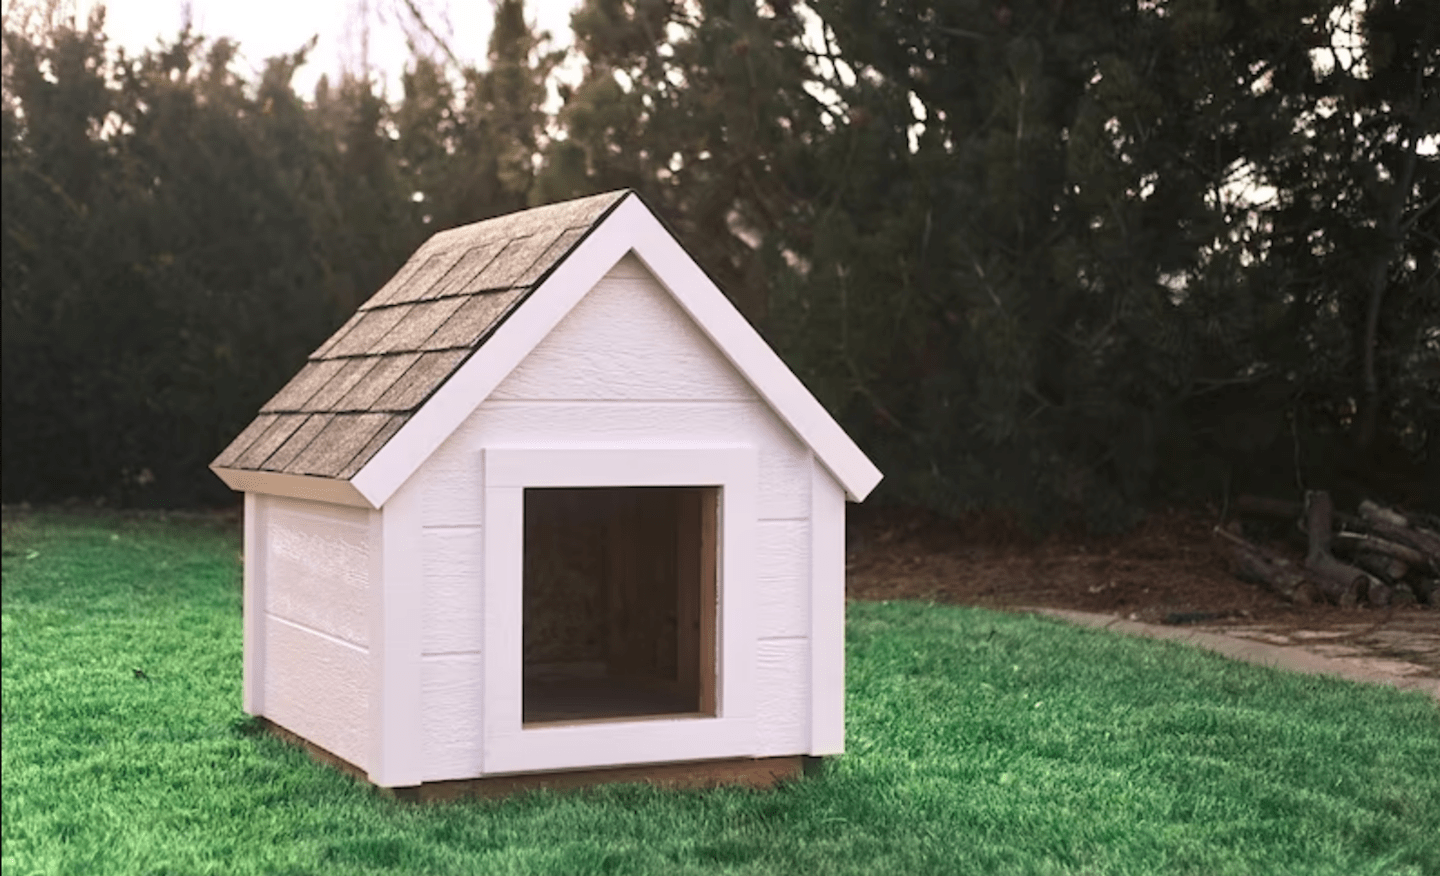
<box><xmin>3</xmin><ymin>0</ymin><xmax>1435</xmax><ymax>520</ymax></box>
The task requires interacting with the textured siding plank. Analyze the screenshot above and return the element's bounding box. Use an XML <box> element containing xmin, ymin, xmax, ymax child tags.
<box><xmin>422</xmin><ymin>655</ymin><xmax>485</xmax><ymax>781</ymax></box>
<box><xmin>265</xmin><ymin>501</ymin><xmax>369</xmax><ymax>646</ymax></box>
<box><xmin>263</xmin><ymin>616</ymin><xmax>369</xmax><ymax>771</ymax></box>
<box><xmin>420</xmin><ymin>446</ymin><xmax>485</xmax><ymax>528</ymax></box>
<box><xmin>490</xmin><ymin>271</ymin><xmax>757</xmax><ymax>401</ymax></box>
<box><xmin>750</xmin><ymin>414</ymin><xmax>811</xmax><ymax>521</ymax></box>
<box><xmin>755</xmin><ymin>638</ymin><xmax>808</xmax><ymax>757</ymax></box>
<box><xmin>757</xmin><ymin>520</ymin><xmax>810</xmax><ymax>639</ymax></box>
<box><xmin>422</xmin><ymin>526</ymin><xmax>485</xmax><ymax>654</ymax></box>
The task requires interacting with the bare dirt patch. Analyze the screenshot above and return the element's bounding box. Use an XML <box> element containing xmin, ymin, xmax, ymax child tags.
<box><xmin>845</xmin><ymin>506</ymin><xmax>1439</xmax><ymax>685</ymax></box>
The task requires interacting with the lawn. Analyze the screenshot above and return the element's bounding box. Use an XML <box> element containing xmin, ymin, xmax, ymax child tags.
<box><xmin>3</xmin><ymin>510</ymin><xmax>1437</xmax><ymax>876</ymax></box>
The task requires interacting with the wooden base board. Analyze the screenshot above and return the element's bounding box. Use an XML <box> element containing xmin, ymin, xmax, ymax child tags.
<box><xmin>258</xmin><ymin>718</ymin><xmax>812</xmax><ymax>802</ymax></box>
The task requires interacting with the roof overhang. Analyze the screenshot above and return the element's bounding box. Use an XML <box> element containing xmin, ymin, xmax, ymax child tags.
<box><xmin>212</xmin><ymin>466</ymin><xmax>375</xmax><ymax>509</ymax></box>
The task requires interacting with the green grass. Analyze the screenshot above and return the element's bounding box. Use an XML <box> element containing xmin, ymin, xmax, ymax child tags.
<box><xmin>3</xmin><ymin>510</ymin><xmax>1437</xmax><ymax>876</ymax></box>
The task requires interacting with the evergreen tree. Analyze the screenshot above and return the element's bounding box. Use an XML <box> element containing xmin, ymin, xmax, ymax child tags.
<box><xmin>1251</xmin><ymin>0</ymin><xmax>1438</xmax><ymax>490</ymax></box>
<box><xmin>3</xmin><ymin>11</ymin><xmax>345</xmax><ymax>503</ymax></box>
<box><xmin>537</xmin><ymin>0</ymin><xmax>828</xmax><ymax>320</ymax></box>
<box><xmin>395</xmin><ymin>0</ymin><xmax>561</xmax><ymax>229</ymax></box>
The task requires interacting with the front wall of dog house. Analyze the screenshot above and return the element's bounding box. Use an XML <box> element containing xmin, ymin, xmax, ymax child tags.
<box><xmin>410</xmin><ymin>253</ymin><xmax>832</xmax><ymax>781</ymax></box>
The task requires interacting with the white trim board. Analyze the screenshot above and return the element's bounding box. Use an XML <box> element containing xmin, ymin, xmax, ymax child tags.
<box><xmin>479</xmin><ymin>446</ymin><xmax>758</xmax><ymax>775</ymax></box>
<box><xmin>350</xmin><ymin>194</ymin><xmax>881</xmax><ymax>509</ymax></box>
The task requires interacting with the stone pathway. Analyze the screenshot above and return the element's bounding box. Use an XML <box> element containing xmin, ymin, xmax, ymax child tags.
<box><xmin>1028</xmin><ymin>608</ymin><xmax>1440</xmax><ymax>702</ymax></box>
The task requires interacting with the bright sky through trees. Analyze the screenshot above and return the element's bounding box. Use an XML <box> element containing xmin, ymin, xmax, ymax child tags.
<box><xmin>73</xmin><ymin>0</ymin><xmax>578</xmax><ymax>96</ymax></box>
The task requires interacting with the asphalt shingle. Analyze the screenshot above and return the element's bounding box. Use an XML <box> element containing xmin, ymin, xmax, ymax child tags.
<box><xmin>262</xmin><ymin>360</ymin><xmax>348</xmax><ymax>413</ymax></box>
<box><xmin>424</xmin><ymin>243</ymin><xmax>507</xmax><ymax>301</ymax></box>
<box><xmin>214</xmin><ymin>189</ymin><xmax>630</xmax><ymax>479</ymax></box>
<box><xmin>263</xmin><ymin>414</ymin><xmax>332</xmax><ymax>472</ymax></box>
<box><xmin>212</xmin><ymin>413</ymin><xmax>279</xmax><ymax>469</ymax></box>
<box><xmin>372</xmin><ymin>297</ymin><xmax>467</xmax><ymax>354</ymax></box>
<box><xmin>365</xmin><ymin>248</ymin><xmax>469</xmax><ymax>309</ymax></box>
<box><xmin>287</xmin><ymin>413</ymin><xmax>395</xmax><ymax>478</ymax></box>
<box><xmin>336</xmin><ymin>414</ymin><xmax>410</xmax><ymax>480</ymax></box>
<box><xmin>235</xmin><ymin>414</ymin><xmax>308</xmax><ymax>470</ymax></box>
<box><xmin>372</xmin><ymin>350</ymin><xmax>468</xmax><ymax>410</ymax></box>
<box><xmin>305</xmin><ymin>358</ymin><xmax>380</xmax><ymax>411</ymax></box>
<box><xmin>332</xmin><ymin>353</ymin><xmax>422</xmax><ymax>411</ymax></box>
<box><xmin>422</xmin><ymin>290</ymin><xmax>524</xmax><ymax>351</ymax></box>
<box><xmin>325</xmin><ymin>307</ymin><xmax>414</xmax><ymax>359</ymax></box>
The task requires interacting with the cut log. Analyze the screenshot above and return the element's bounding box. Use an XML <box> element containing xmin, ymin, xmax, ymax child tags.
<box><xmin>1331</xmin><ymin>531</ymin><xmax>1428</xmax><ymax>567</ymax></box>
<box><xmin>1304</xmin><ymin>491</ymin><xmax>1383</xmax><ymax>606</ymax></box>
<box><xmin>1412</xmin><ymin>577</ymin><xmax>1438</xmax><ymax>606</ymax></box>
<box><xmin>1349</xmin><ymin>551</ymin><xmax>1409</xmax><ymax>583</ymax></box>
<box><xmin>1358</xmin><ymin>499</ymin><xmax>1409</xmax><ymax>529</ymax></box>
<box><xmin>1390</xmin><ymin>584</ymin><xmax>1418</xmax><ymax>607</ymax></box>
<box><xmin>1363</xmin><ymin>520</ymin><xmax>1440</xmax><ymax>572</ymax></box>
<box><xmin>1232</xmin><ymin>549</ymin><xmax>1320</xmax><ymax>604</ymax></box>
<box><xmin>1213</xmin><ymin>526</ymin><xmax>1319</xmax><ymax>604</ymax></box>
<box><xmin>1357</xmin><ymin>501</ymin><xmax>1440</xmax><ymax>568</ymax></box>
<box><xmin>1304</xmin><ymin>552</ymin><xmax>1366</xmax><ymax>606</ymax></box>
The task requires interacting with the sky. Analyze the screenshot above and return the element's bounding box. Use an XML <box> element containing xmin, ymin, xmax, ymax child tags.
<box><xmin>68</xmin><ymin>0</ymin><xmax>582</xmax><ymax>98</ymax></box>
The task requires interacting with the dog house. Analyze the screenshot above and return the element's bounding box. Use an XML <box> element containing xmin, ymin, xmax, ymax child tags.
<box><xmin>211</xmin><ymin>190</ymin><xmax>881</xmax><ymax>794</ymax></box>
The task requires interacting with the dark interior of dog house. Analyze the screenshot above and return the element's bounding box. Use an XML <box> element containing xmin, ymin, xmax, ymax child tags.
<box><xmin>522</xmin><ymin>486</ymin><xmax>718</xmax><ymax>725</ymax></box>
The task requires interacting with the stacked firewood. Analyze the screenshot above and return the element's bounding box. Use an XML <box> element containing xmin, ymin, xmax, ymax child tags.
<box><xmin>1216</xmin><ymin>492</ymin><xmax>1440</xmax><ymax>607</ymax></box>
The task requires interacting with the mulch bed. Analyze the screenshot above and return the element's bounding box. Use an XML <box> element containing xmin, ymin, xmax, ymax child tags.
<box><xmin>844</xmin><ymin>504</ymin><xmax>1437</xmax><ymax>637</ymax></box>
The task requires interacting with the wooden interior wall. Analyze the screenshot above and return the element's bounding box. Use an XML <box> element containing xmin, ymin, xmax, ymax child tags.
<box><xmin>524</xmin><ymin>487</ymin><xmax>716</xmax><ymax>712</ymax></box>
<box><xmin>675</xmin><ymin>488</ymin><xmax>718</xmax><ymax>714</ymax></box>
<box><xmin>522</xmin><ymin>489</ymin><xmax>608</xmax><ymax>668</ymax></box>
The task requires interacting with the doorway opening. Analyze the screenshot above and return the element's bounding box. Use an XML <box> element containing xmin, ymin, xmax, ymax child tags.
<box><xmin>522</xmin><ymin>486</ymin><xmax>718</xmax><ymax>725</ymax></box>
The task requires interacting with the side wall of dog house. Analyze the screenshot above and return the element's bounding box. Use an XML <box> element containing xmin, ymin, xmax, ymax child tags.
<box><xmin>249</xmin><ymin>494</ymin><xmax>373</xmax><ymax>772</ymax></box>
<box><xmin>409</xmin><ymin>252</ymin><xmax>820</xmax><ymax>782</ymax></box>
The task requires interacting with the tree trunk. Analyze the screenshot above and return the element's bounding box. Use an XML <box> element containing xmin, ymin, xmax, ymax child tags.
<box><xmin>1304</xmin><ymin>491</ymin><xmax>1385</xmax><ymax>606</ymax></box>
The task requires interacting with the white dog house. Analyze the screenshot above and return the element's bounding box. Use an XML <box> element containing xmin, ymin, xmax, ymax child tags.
<box><xmin>211</xmin><ymin>190</ymin><xmax>881</xmax><ymax>796</ymax></box>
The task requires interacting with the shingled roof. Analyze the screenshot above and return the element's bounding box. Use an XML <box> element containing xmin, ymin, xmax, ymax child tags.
<box><xmin>211</xmin><ymin>190</ymin><xmax>629</xmax><ymax>480</ymax></box>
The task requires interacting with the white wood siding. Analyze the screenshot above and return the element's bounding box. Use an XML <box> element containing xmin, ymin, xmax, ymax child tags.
<box><xmin>258</xmin><ymin>495</ymin><xmax>372</xmax><ymax>771</ymax></box>
<box><xmin>755</xmin><ymin>638</ymin><xmax>809</xmax><ymax>756</ymax></box>
<box><xmin>490</xmin><ymin>253</ymin><xmax>757</xmax><ymax>402</ymax></box>
<box><xmin>756</xmin><ymin>520</ymin><xmax>810</xmax><ymax>639</ymax></box>
<box><xmin>420</xmin><ymin>401</ymin><xmax>811</xmax><ymax>527</ymax></box>
<box><xmin>421</xmin><ymin>527</ymin><xmax>485</xmax><ymax>654</ymax></box>
<box><xmin>263</xmin><ymin>615</ymin><xmax>370</xmax><ymax>770</ymax></box>
<box><xmin>421</xmin><ymin>654</ymin><xmax>485</xmax><ymax>781</ymax></box>
<box><xmin>263</xmin><ymin>497</ymin><xmax>369</xmax><ymax>647</ymax></box>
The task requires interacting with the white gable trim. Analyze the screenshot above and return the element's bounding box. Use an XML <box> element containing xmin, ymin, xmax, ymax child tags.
<box><xmin>350</xmin><ymin>194</ymin><xmax>882</xmax><ymax>508</ymax></box>
<box><xmin>214</xmin><ymin>467</ymin><xmax>375</xmax><ymax>509</ymax></box>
